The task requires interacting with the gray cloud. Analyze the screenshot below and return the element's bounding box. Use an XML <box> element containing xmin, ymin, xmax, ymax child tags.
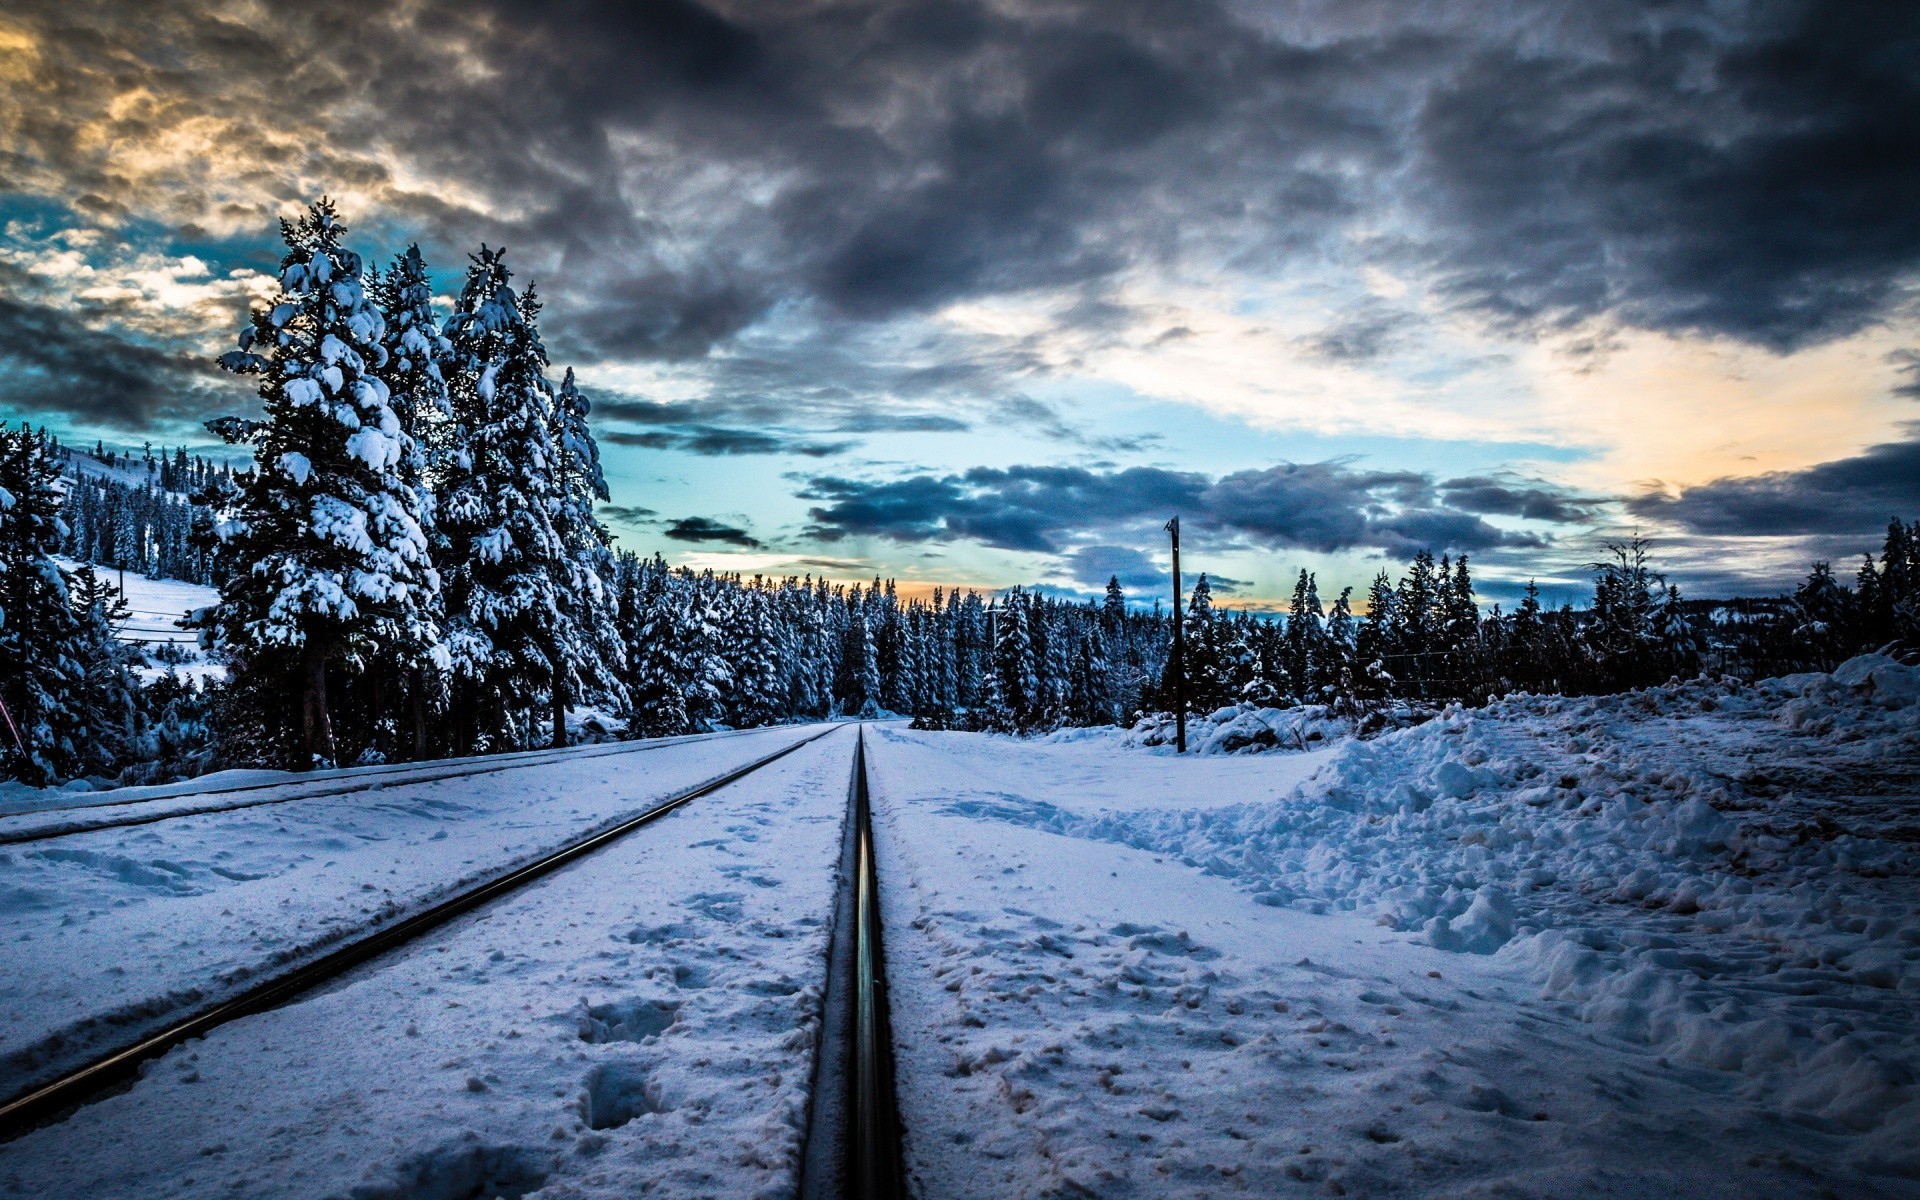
<box><xmin>1627</xmin><ymin>432</ymin><xmax>1920</xmax><ymax>536</ymax></box>
<box><xmin>3</xmin><ymin>0</ymin><xmax>1916</xmax><ymax>439</ymax></box>
<box><xmin>1302</xmin><ymin>301</ymin><xmax>1417</xmax><ymax>363</ymax></box>
<box><xmin>802</xmin><ymin>459</ymin><xmax>1553</xmax><ymax>557</ymax></box>
<box><xmin>663</xmin><ymin>515</ymin><xmax>764</xmax><ymax>548</ymax></box>
<box><xmin>1890</xmin><ymin>349</ymin><xmax>1920</xmax><ymax>400</ymax></box>
<box><xmin>601</xmin><ymin>425</ymin><xmax>853</xmax><ymax>457</ymax></box>
<box><xmin>1439</xmin><ymin>475</ymin><xmax>1606</xmax><ymax>524</ymax></box>
<box><xmin>0</xmin><ymin>292</ymin><xmax>243</xmax><ymax>428</ymax></box>
<box><xmin>1062</xmin><ymin>544</ymin><xmax>1168</xmax><ymax>591</ymax></box>
<box><xmin>596</xmin><ymin>503</ymin><xmax>660</xmax><ymax>528</ymax></box>
<box><xmin>1415</xmin><ymin>0</ymin><xmax>1920</xmax><ymax>351</ymax></box>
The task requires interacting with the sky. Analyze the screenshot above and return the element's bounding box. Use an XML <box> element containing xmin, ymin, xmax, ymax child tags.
<box><xmin>1</xmin><ymin>0</ymin><xmax>1917</xmax><ymax>611</ymax></box>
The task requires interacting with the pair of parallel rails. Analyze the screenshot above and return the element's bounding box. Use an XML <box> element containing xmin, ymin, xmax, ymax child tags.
<box><xmin>0</xmin><ymin>725</ymin><xmax>905</xmax><ymax>1199</ymax></box>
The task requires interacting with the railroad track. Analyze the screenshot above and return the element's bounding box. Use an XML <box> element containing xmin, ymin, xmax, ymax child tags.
<box><xmin>0</xmin><ymin>724</ymin><xmax>785</xmax><ymax>846</ymax></box>
<box><xmin>0</xmin><ymin>725</ymin><xmax>838</xmax><ymax>1137</ymax></box>
<box><xmin>802</xmin><ymin>726</ymin><xmax>907</xmax><ymax>1200</ymax></box>
<box><xmin>0</xmin><ymin>722</ymin><xmax>909</xmax><ymax>1199</ymax></box>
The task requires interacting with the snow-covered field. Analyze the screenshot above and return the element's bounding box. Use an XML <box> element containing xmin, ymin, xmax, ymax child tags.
<box><xmin>1</xmin><ymin>655</ymin><xmax>1915</xmax><ymax>1198</ymax></box>
<box><xmin>868</xmin><ymin>655</ymin><xmax>1920</xmax><ymax>1196</ymax></box>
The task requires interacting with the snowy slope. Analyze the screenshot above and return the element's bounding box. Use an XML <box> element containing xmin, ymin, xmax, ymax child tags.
<box><xmin>51</xmin><ymin>556</ymin><xmax>220</xmax><ymax>686</ymax></box>
<box><xmin>867</xmin><ymin>656</ymin><xmax>1920</xmax><ymax>1195</ymax></box>
<box><xmin>63</xmin><ymin>451</ymin><xmax>180</xmax><ymax>495</ymax></box>
<box><xmin>0</xmin><ymin>726</ymin><xmax>858</xmax><ymax>1199</ymax></box>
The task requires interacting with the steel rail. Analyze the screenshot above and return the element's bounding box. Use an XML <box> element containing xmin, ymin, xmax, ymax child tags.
<box><xmin>0</xmin><ymin>725</ymin><xmax>794</xmax><ymax>846</ymax></box>
<box><xmin>850</xmin><ymin>726</ymin><xmax>906</xmax><ymax>1199</ymax></box>
<box><xmin>0</xmin><ymin>723</ymin><xmax>844</xmax><ymax>1140</ymax></box>
<box><xmin>801</xmin><ymin>726</ymin><xmax>906</xmax><ymax>1199</ymax></box>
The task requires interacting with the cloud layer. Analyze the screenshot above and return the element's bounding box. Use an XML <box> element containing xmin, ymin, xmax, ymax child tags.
<box><xmin>4</xmin><ymin>0</ymin><xmax>1917</xmax><ymax>422</ymax></box>
<box><xmin>802</xmin><ymin>460</ymin><xmax>1551</xmax><ymax>558</ymax></box>
<box><xmin>1630</xmin><ymin>432</ymin><xmax>1920</xmax><ymax>537</ymax></box>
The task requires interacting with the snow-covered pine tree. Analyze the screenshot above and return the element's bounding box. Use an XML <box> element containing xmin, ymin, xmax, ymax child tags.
<box><xmin>546</xmin><ymin>366</ymin><xmax>626</xmax><ymax>744</ymax></box>
<box><xmin>1070</xmin><ymin>623</ymin><xmax>1115</xmax><ymax>726</ymax></box>
<box><xmin>721</xmin><ymin>583</ymin><xmax>785</xmax><ymax>727</ymax></box>
<box><xmin>621</xmin><ymin>556</ymin><xmax>693</xmax><ymax>736</ymax></box>
<box><xmin>1037</xmin><ymin>599</ymin><xmax>1074</xmax><ymax>729</ymax></box>
<box><xmin>203</xmin><ymin>199</ymin><xmax>442</xmax><ymax>768</ymax></box>
<box><xmin>680</xmin><ymin>570</ymin><xmax>733</xmax><ymax>729</ymax></box>
<box><xmin>0</xmin><ymin>426</ymin><xmax>139</xmax><ymax>783</ymax></box>
<box><xmin>1179</xmin><ymin>573</ymin><xmax>1226</xmax><ymax>710</ymax></box>
<box><xmin>841</xmin><ymin>607</ymin><xmax>882</xmax><ymax>718</ymax></box>
<box><xmin>435</xmin><ymin>246</ymin><xmax>572</xmax><ymax>750</ymax></box>
<box><xmin>1355</xmin><ymin>570</ymin><xmax>1397</xmax><ymax>700</ymax></box>
<box><xmin>1320</xmin><ymin>586</ymin><xmax>1358</xmax><ymax>707</ymax></box>
<box><xmin>369</xmin><ymin>243</ymin><xmax>455</xmax><ymax>756</ymax></box>
<box><xmin>1285</xmin><ymin>570</ymin><xmax>1323</xmax><ymax>695</ymax></box>
<box><xmin>988</xmin><ymin>592</ymin><xmax>1038</xmax><ymax>732</ymax></box>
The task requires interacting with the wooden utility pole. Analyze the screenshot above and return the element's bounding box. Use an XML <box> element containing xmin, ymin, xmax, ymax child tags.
<box><xmin>1166</xmin><ymin>516</ymin><xmax>1186</xmax><ymax>754</ymax></box>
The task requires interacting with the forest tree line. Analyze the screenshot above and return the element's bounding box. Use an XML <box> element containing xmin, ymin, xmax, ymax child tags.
<box><xmin>3</xmin><ymin>198</ymin><xmax>1917</xmax><ymax>784</ymax></box>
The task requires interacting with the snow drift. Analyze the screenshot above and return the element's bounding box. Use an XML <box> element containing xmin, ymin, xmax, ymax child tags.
<box><xmin>974</xmin><ymin>656</ymin><xmax>1920</xmax><ymax>1174</ymax></box>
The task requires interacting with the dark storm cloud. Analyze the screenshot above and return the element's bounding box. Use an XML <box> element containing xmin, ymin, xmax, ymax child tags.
<box><xmin>4</xmin><ymin>0</ymin><xmax>1918</xmax><ymax>435</ymax></box>
<box><xmin>1627</xmin><ymin>433</ymin><xmax>1920</xmax><ymax>536</ymax></box>
<box><xmin>802</xmin><ymin>465</ymin><xmax>1204</xmax><ymax>553</ymax></box>
<box><xmin>1416</xmin><ymin>0</ymin><xmax>1920</xmax><ymax>350</ymax></box>
<box><xmin>595</xmin><ymin>504</ymin><xmax>660</xmax><ymax>527</ymax></box>
<box><xmin>1439</xmin><ymin>476</ymin><xmax>1605</xmax><ymax>524</ymax></box>
<box><xmin>802</xmin><ymin>460</ymin><xmax>1551</xmax><ymax>556</ymax></box>
<box><xmin>0</xmin><ymin>0</ymin><xmax>1390</xmax><ymax>423</ymax></box>
<box><xmin>664</xmin><ymin>515</ymin><xmax>764</xmax><ymax>548</ymax></box>
<box><xmin>0</xmin><ymin>293</ymin><xmax>239</xmax><ymax>427</ymax></box>
<box><xmin>601</xmin><ymin>425</ymin><xmax>853</xmax><ymax>457</ymax></box>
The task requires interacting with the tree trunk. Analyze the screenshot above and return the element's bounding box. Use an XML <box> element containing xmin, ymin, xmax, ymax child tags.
<box><xmin>302</xmin><ymin>651</ymin><xmax>337</xmax><ymax>770</ymax></box>
<box><xmin>369</xmin><ymin>668</ymin><xmax>386</xmax><ymax>762</ymax></box>
<box><xmin>410</xmin><ymin>669</ymin><xmax>428</xmax><ymax>760</ymax></box>
<box><xmin>551</xmin><ymin>659</ymin><xmax>568</xmax><ymax>749</ymax></box>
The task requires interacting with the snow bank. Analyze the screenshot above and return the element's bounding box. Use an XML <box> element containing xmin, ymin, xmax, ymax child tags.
<box><xmin>958</xmin><ymin>657</ymin><xmax>1920</xmax><ymax>1170</ymax></box>
<box><xmin>1123</xmin><ymin>699</ymin><xmax>1431</xmax><ymax>755</ymax></box>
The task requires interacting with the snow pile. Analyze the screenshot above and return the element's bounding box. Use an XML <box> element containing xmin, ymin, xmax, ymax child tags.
<box><xmin>968</xmin><ymin>656</ymin><xmax>1920</xmax><ymax>1173</ymax></box>
<box><xmin>1123</xmin><ymin>699</ymin><xmax>1431</xmax><ymax>755</ymax></box>
<box><xmin>566</xmin><ymin>705</ymin><xmax>628</xmax><ymax>742</ymax></box>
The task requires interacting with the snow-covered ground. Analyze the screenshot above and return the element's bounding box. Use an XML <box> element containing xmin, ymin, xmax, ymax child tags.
<box><xmin>0</xmin><ymin>723</ymin><xmax>858</xmax><ymax>1200</ymax></box>
<box><xmin>0</xmin><ymin>724</ymin><xmax>826</xmax><ymax>1101</ymax></box>
<box><xmin>2</xmin><ymin>657</ymin><xmax>1915</xmax><ymax>1198</ymax></box>
<box><xmin>868</xmin><ymin>655</ymin><xmax>1920</xmax><ymax>1196</ymax></box>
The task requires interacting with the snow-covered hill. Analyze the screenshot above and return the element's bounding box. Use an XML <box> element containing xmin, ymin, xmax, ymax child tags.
<box><xmin>56</xmin><ymin>557</ymin><xmax>221</xmax><ymax>682</ymax></box>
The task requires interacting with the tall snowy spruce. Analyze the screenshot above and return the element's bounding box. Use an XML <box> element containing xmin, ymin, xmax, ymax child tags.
<box><xmin>437</xmin><ymin>248</ymin><xmax>617</xmax><ymax>749</ymax></box>
<box><xmin>201</xmin><ymin>200</ymin><xmax>442</xmax><ymax>769</ymax></box>
<box><xmin>0</xmin><ymin>426</ymin><xmax>139</xmax><ymax>783</ymax></box>
<box><xmin>369</xmin><ymin>243</ymin><xmax>456</xmax><ymax>754</ymax></box>
<box><xmin>546</xmin><ymin>367</ymin><xmax>627</xmax><ymax>743</ymax></box>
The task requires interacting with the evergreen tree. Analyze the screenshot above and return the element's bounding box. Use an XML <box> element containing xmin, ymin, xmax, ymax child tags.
<box><xmin>621</xmin><ymin>556</ymin><xmax>692</xmax><ymax>736</ymax></box>
<box><xmin>0</xmin><ymin>427</ymin><xmax>139</xmax><ymax>783</ymax></box>
<box><xmin>546</xmin><ymin>367</ymin><xmax>626</xmax><ymax>744</ymax></box>
<box><xmin>988</xmin><ymin>594</ymin><xmax>1038</xmax><ymax>731</ymax></box>
<box><xmin>201</xmin><ymin>199</ymin><xmax>441</xmax><ymax>768</ymax></box>
<box><xmin>1354</xmin><ymin>570</ymin><xmax>1398</xmax><ymax>701</ymax></box>
<box><xmin>435</xmin><ymin>246</ymin><xmax>570</xmax><ymax>750</ymax></box>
